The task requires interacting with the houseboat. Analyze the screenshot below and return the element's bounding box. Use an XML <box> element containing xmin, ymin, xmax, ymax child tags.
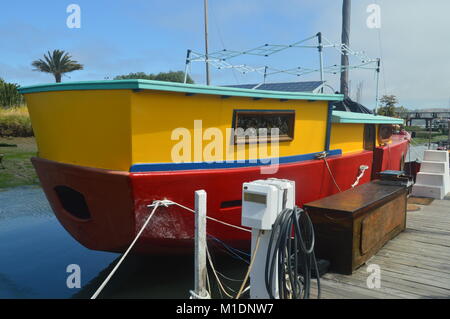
<box><xmin>19</xmin><ymin>79</ymin><xmax>407</xmax><ymax>254</ymax></box>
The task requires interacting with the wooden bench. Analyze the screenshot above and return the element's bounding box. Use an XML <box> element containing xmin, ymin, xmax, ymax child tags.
<box><xmin>304</xmin><ymin>181</ymin><xmax>407</xmax><ymax>275</ymax></box>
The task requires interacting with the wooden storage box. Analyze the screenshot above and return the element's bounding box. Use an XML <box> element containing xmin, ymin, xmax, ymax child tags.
<box><xmin>304</xmin><ymin>181</ymin><xmax>407</xmax><ymax>275</ymax></box>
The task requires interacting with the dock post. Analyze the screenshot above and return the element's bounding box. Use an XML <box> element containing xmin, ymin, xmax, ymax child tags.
<box><xmin>194</xmin><ymin>190</ymin><xmax>208</xmax><ymax>298</ymax></box>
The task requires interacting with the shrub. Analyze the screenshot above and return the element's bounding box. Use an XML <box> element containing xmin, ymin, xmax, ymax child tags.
<box><xmin>0</xmin><ymin>106</ymin><xmax>33</xmax><ymax>137</ymax></box>
<box><xmin>114</xmin><ymin>71</ymin><xmax>194</xmax><ymax>84</ymax></box>
<box><xmin>0</xmin><ymin>78</ymin><xmax>25</xmax><ymax>108</ymax></box>
<box><xmin>413</xmin><ymin>131</ymin><xmax>441</xmax><ymax>139</ymax></box>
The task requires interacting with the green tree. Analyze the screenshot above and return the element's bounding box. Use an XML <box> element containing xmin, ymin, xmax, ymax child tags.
<box><xmin>32</xmin><ymin>50</ymin><xmax>84</xmax><ymax>83</ymax></box>
<box><xmin>394</xmin><ymin>105</ymin><xmax>408</xmax><ymax>118</ymax></box>
<box><xmin>377</xmin><ymin>95</ymin><xmax>398</xmax><ymax>116</ymax></box>
<box><xmin>114</xmin><ymin>71</ymin><xmax>194</xmax><ymax>84</ymax></box>
<box><xmin>0</xmin><ymin>78</ymin><xmax>24</xmax><ymax>108</ymax></box>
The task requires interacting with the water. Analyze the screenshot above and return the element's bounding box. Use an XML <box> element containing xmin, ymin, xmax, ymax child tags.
<box><xmin>0</xmin><ymin>186</ymin><xmax>247</xmax><ymax>299</ymax></box>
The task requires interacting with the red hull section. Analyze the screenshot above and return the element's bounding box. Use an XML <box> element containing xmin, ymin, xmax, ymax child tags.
<box><xmin>32</xmin><ymin>138</ymin><xmax>409</xmax><ymax>254</ymax></box>
<box><xmin>32</xmin><ymin>158</ymin><xmax>136</xmax><ymax>252</ymax></box>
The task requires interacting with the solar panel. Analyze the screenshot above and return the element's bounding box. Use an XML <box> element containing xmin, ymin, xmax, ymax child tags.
<box><xmin>224</xmin><ymin>81</ymin><xmax>324</xmax><ymax>93</ymax></box>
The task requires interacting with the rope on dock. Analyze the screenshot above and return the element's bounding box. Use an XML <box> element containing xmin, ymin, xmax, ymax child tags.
<box><xmin>90</xmin><ymin>200</ymin><xmax>167</xmax><ymax>299</ymax></box>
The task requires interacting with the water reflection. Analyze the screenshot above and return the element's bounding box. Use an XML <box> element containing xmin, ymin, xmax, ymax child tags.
<box><xmin>0</xmin><ymin>186</ymin><xmax>247</xmax><ymax>299</ymax></box>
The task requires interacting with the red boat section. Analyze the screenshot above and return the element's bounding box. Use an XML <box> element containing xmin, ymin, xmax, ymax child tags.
<box><xmin>32</xmin><ymin>158</ymin><xmax>136</xmax><ymax>253</ymax></box>
<box><xmin>32</xmin><ymin>137</ymin><xmax>410</xmax><ymax>254</ymax></box>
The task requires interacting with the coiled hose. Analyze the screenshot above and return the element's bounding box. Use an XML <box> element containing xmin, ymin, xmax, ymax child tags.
<box><xmin>265</xmin><ymin>206</ymin><xmax>321</xmax><ymax>299</ymax></box>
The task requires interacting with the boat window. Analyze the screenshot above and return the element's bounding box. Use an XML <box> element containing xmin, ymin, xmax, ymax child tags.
<box><xmin>232</xmin><ymin>110</ymin><xmax>295</xmax><ymax>144</ymax></box>
<box><xmin>364</xmin><ymin>124</ymin><xmax>376</xmax><ymax>150</ymax></box>
<box><xmin>378</xmin><ymin>124</ymin><xmax>393</xmax><ymax>144</ymax></box>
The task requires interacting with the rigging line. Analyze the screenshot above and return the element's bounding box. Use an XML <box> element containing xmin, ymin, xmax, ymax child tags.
<box><xmin>192</xmin><ymin>34</ymin><xmax>319</xmax><ymax>61</ymax></box>
<box><xmin>90</xmin><ymin>202</ymin><xmax>162</xmax><ymax>299</ymax></box>
<box><xmin>377</xmin><ymin>28</ymin><xmax>387</xmax><ymax>95</ymax></box>
<box><xmin>208</xmin><ymin>235</ymin><xmax>250</xmax><ymax>264</ymax></box>
<box><xmin>208</xmin><ymin>234</ymin><xmax>250</xmax><ymax>257</ymax></box>
<box><xmin>210</xmin><ymin>2</ymin><xmax>240</xmax><ymax>85</ymax></box>
<box><xmin>374</xmin><ymin>0</ymin><xmax>387</xmax><ymax>95</ymax></box>
<box><xmin>205</xmin><ymin>246</ymin><xmax>239</xmax><ymax>295</ymax></box>
<box><xmin>216</xmin><ymin>270</ymin><xmax>245</xmax><ymax>283</ymax></box>
<box><xmin>206</xmin><ymin>246</ymin><xmax>235</xmax><ymax>298</ymax></box>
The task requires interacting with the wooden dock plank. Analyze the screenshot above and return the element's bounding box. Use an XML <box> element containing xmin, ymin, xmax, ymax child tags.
<box><xmin>317</xmin><ymin>197</ymin><xmax>450</xmax><ymax>299</ymax></box>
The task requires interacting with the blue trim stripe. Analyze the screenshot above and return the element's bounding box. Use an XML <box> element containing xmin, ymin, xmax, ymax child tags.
<box><xmin>130</xmin><ymin>149</ymin><xmax>342</xmax><ymax>172</ymax></box>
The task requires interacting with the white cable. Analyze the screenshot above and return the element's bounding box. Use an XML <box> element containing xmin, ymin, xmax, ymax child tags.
<box><xmin>235</xmin><ymin>230</ymin><xmax>263</xmax><ymax>299</ymax></box>
<box><xmin>241</xmin><ymin>285</ymin><xmax>250</xmax><ymax>295</ymax></box>
<box><xmin>90</xmin><ymin>202</ymin><xmax>162</xmax><ymax>299</ymax></box>
<box><xmin>351</xmin><ymin>165</ymin><xmax>369</xmax><ymax>188</ymax></box>
<box><xmin>189</xmin><ymin>289</ymin><xmax>211</xmax><ymax>299</ymax></box>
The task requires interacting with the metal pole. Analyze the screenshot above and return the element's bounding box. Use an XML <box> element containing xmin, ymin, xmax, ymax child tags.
<box><xmin>447</xmin><ymin>120</ymin><xmax>450</xmax><ymax>150</ymax></box>
<box><xmin>194</xmin><ymin>190</ymin><xmax>208</xmax><ymax>299</ymax></box>
<box><xmin>428</xmin><ymin>119</ymin><xmax>432</xmax><ymax>150</ymax></box>
<box><xmin>317</xmin><ymin>32</ymin><xmax>324</xmax><ymax>93</ymax></box>
<box><xmin>184</xmin><ymin>50</ymin><xmax>191</xmax><ymax>84</ymax></box>
<box><xmin>204</xmin><ymin>0</ymin><xmax>211</xmax><ymax>85</ymax></box>
<box><xmin>375</xmin><ymin>58</ymin><xmax>381</xmax><ymax>115</ymax></box>
<box><xmin>340</xmin><ymin>0</ymin><xmax>351</xmax><ymax>97</ymax></box>
<box><xmin>263</xmin><ymin>66</ymin><xmax>268</xmax><ymax>84</ymax></box>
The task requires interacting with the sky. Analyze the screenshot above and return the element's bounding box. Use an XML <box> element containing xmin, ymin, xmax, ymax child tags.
<box><xmin>0</xmin><ymin>0</ymin><xmax>449</xmax><ymax>109</ymax></box>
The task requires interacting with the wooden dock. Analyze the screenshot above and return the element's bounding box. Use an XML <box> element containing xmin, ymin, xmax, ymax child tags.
<box><xmin>311</xmin><ymin>196</ymin><xmax>450</xmax><ymax>299</ymax></box>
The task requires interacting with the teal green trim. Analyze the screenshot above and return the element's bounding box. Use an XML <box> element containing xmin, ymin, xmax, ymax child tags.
<box><xmin>331</xmin><ymin>110</ymin><xmax>404</xmax><ymax>124</ymax></box>
<box><xmin>18</xmin><ymin>79</ymin><xmax>344</xmax><ymax>102</ymax></box>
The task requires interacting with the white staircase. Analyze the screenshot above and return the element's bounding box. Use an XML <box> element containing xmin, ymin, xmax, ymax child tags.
<box><xmin>411</xmin><ymin>150</ymin><xmax>450</xmax><ymax>199</ymax></box>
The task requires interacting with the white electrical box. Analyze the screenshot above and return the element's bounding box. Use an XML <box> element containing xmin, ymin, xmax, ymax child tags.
<box><xmin>241</xmin><ymin>178</ymin><xmax>295</xmax><ymax>230</ymax></box>
<box><xmin>241</xmin><ymin>178</ymin><xmax>296</xmax><ymax>299</ymax></box>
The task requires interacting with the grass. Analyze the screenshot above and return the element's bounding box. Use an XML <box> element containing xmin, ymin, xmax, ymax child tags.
<box><xmin>0</xmin><ymin>137</ymin><xmax>39</xmax><ymax>189</ymax></box>
<box><xmin>411</xmin><ymin>135</ymin><xmax>449</xmax><ymax>145</ymax></box>
<box><xmin>406</xmin><ymin>126</ymin><xmax>449</xmax><ymax>145</ymax></box>
<box><xmin>0</xmin><ymin>105</ymin><xmax>33</xmax><ymax>137</ymax></box>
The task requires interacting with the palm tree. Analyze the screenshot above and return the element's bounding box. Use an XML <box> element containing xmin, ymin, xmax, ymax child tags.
<box><xmin>32</xmin><ymin>50</ymin><xmax>83</xmax><ymax>83</ymax></box>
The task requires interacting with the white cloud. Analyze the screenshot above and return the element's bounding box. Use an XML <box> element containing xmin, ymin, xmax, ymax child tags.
<box><xmin>311</xmin><ymin>0</ymin><xmax>450</xmax><ymax>109</ymax></box>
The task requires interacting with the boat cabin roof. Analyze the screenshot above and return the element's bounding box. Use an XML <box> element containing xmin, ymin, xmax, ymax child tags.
<box><xmin>19</xmin><ymin>79</ymin><xmax>403</xmax><ymax>125</ymax></box>
<box><xmin>332</xmin><ymin>110</ymin><xmax>404</xmax><ymax>125</ymax></box>
<box><xmin>19</xmin><ymin>79</ymin><xmax>342</xmax><ymax>102</ymax></box>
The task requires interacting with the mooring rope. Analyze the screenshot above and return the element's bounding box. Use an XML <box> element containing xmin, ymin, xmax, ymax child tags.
<box><xmin>322</xmin><ymin>158</ymin><xmax>342</xmax><ymax>192</ymax></box>
<box><xmin>90</xmin><ymin>198</ymin><xmax>251</xmax><ymax>299</ymax></box>
<box><xmin>90</xmin><ymin>201</ymin><xmax>164</xmax><ymax>299</ymax></box>
<box><xmin>167</xmin><ymin>200</ymin><xmax>251</xmax><ymax>233</ymax></box>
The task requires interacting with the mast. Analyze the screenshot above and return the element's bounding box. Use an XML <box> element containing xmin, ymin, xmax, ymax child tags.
<box><xmin>340</xmin><ymin>0</ymin><xmax>351</xmax><ymax>97</ymax></box>
<box><xmin>204</xmin><ymin>0</ymin><xmax>211</xmax><ymax>85</ymax></box>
